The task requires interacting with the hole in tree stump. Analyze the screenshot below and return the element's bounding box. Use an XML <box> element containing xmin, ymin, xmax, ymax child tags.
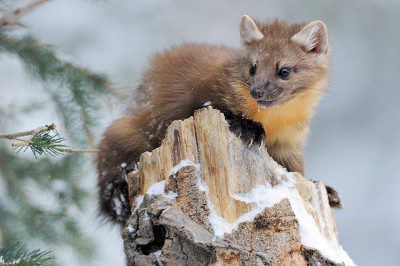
<box><xmin>139</xmin><ymin>225</ymin><xmax>167</xmax><ymax>255</ymax></box>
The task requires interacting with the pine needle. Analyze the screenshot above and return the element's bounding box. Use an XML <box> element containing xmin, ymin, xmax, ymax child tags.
<box><xmin>0</xmin><ymin>242</ymin><xmax>55</xmax><ymax>266</ymax></box>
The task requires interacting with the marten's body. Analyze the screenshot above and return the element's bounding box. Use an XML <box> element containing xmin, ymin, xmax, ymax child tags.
<box><xmin>98</xmin><ymin>17</ymin><xmax>333</xmax><ymax>224</ymax></box>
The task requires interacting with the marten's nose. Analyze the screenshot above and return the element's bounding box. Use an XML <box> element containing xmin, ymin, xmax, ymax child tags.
<box><xmin>250</xmin><ymin>88</ymin><xmax>264</xmax><ymax>100</ymax></box>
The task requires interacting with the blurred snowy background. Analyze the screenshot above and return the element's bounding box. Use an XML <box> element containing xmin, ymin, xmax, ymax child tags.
<box><xmin>1</xmin><ymin>0</ymin><xmax>399</xmax><ymax>265</ymax></box>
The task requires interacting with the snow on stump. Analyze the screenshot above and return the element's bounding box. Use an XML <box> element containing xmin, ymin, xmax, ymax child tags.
<box><xmin>122</xmin><ymin>107</ymin><xmax>355</xmax><ymax>265</ymax></box>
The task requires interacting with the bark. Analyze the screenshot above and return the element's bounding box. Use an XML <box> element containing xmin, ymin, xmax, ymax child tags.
<box><xmin>122</xmin><ymin>107</ymin><xmax>353</xmax><ymax>266</ymax></box>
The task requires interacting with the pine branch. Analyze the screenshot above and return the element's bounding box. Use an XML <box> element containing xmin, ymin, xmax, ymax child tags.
<box><xmin>0</xmin><ymin>242</ymin><xmax>54</xmax><ymax>266</ymax></box>
<box><xmin>0</xmin><ymin>148</ymin><xmax>94</xmax><ymax>255</ymax></box>
<box><xmin>0</xmin><ymin>124</ymin><xmax>99</xmax><ymax>158</ymax></box>
<box><xmin>0</xmin><ymin>2</ymin><xmax>125</xmax><ymax>261</ymax></box>
<box><xmin>0</xmin><ymin>0</ymin><xmax>52</xmax><ymax>30</ymax></box>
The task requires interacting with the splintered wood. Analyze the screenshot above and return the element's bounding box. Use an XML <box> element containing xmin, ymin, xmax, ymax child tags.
<box><xmin>124</xmin><ymin>107</ymin><xmax>353</xmax><ymax>265</ymax></box>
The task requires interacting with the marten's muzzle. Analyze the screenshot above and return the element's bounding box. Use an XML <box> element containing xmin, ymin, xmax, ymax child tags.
<box><xmin>250</xmin><ymin>82</ymin><xmax>283</xmax><ymax>107</ymax></box>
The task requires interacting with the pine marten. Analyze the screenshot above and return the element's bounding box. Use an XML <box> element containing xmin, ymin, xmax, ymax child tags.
<box><xmin>97</xmin><ymin>15</ymin><xmax>341</xmax><ymax>225</ymax></box>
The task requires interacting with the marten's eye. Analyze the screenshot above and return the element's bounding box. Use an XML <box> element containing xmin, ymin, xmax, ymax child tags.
<box><xmin>277</xmin><ymin>67</ymin><xmax>292</xmax><ymax>80</ymax></box>
<box><xmin>249</xmin><ymin>64</ymin><xmax>257</xmax><ymax>76</ymax></box>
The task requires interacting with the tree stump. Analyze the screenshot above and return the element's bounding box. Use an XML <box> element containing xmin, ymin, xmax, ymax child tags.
<box><xmin>122</xmin><ymin>107</ymin><xmax>355</xmax><ymax>266</ymax></box>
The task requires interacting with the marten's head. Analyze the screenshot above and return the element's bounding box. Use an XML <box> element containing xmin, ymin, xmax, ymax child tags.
<box><xmin>235</xmin><ymin>16</ymin><xmax>331</xmax><ymax>108</ymax></box>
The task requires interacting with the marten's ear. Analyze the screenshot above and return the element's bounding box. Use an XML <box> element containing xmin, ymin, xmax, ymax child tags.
<box><xmin>240</xmin><ymin>15</ymin><xmax>264</xmax><ymax>46</ymax></box>
<box><xmin>291</xmin><ymin>21</ymin><xmax>329</xmax><ymax>54</ymax></box>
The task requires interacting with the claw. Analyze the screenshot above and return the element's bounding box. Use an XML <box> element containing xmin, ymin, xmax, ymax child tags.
<box><xmin>225</xmin><ymin>111</ymin><xmax>265</xmax><ymax>147</ymax></box>
<box><xmin>248</xmin><ymin>138</ymin><xmax>253</xmax><ymax>147</ymax></box>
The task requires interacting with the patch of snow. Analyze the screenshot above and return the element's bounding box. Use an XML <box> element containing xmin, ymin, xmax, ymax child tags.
<box><xmin>120</xmin><ymin>163</ymin><xmax>127</xmax><ymax>168</ymax></box>
<box><xmin>120</xmin><ymin>193</ymin><xmax>126</xmax><ymax>203</ymax></box>
<box><xmin>153</xmin><ymin>250</ymin><xmax>163</xmax><ymax>265</ymax></box>
<box><xmin>145</xmin><ymin>180</ymin><xmax>177</xmax><ymax>200</ymax></box>
<box><xmin>337</xmin><ymin>246</ymin><xmax>356</xmax><ymax>266</ymax></box>
<box><xmin>113</xmin><ymin>197</ymin><xmax>122</xmax><ymax>216</ymax></box>
<box><xmin>196</xmin><ymin>177</ymin><xmax>232</xmax><ymax>237</ymax></box>
<box><xmin>197</xmin><ymin>177</ymin><xmax>208</xmax><ymax>192</ymax></box>
<box><xmin>127</xmin><ymin>224</ymin><xmax>134</xmax><ymax>233</ymax></box>
<box><xmin>203</xmin><ymin>101</ymin><xmax>211</xmax><ymax>106</ymax></box>
<box><xmin>144</xmin><ymin>211</ymin><xmax>151</xmax><ymax>221</ymax></box>
<box><xmin>133</xmin><ymin>195</ymin><xmax>144</xmax><ymax>212</ymax></box>
<box><xmin>196</xmin><ymin>170</ymin><xmax>354</xmax><ymax>265</ymax></box>
<box><xmin>273</xmin><ymin>164</ymin><xmax>295</xmax><ymax>181</ymax></box>
<box><xmin>164</xmin><ymin>191</ymin><xmax>178</xmax><ymax>200</ymax></box>
<box><xmin>231</xmin><ymin>179</ymin><xmax>355</xmax><ymax>265</ymax></box>
<box><xmin>168</xmin><ymin>159</ymin><xmax>195</xmax><ymax>176</ymax></box>
<box><xmin>197</xmin><ymin>178</ymin><xmax>276</xmax><ymax>239</ymax></box>
<box><xmin>147</xmin><ymin>181</ymin><xmax>166</xmax><ymax>195</ymax></box>
<box><xmin>135</xmin><ymin>163</ymin><xmax>191</xmax><ymax>212</ymax></box>
<box><xmin>208</xmin><ymin>211</ymin><xmax>231</xmax><ymax>237</ymax></box>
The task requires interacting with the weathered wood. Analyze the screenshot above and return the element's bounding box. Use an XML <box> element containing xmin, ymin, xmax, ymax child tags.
<box><xmin>122</xmin><ymin>107</ymin><xmax>354</xmax><ymax>266</ymax></box>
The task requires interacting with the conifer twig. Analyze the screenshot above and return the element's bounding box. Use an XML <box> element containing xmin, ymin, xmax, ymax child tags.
<box><xmin>0</xmin><ymin>123</ymin><xmax>99</xmax><ymax>157</ymax></box>
<box><xmin>10</xmin><ymin>140</ymin><xmax>98</xmax><ymax>153</ymax></box>
<box><xmin>0</xmin><ymin>242</ymin><xmax>55</xmax><ymax>266</ymax></box>
<box><xmin>0</xmin><ymin>0</ymin><xmax>52</xmax><ymax>29</ymax></box>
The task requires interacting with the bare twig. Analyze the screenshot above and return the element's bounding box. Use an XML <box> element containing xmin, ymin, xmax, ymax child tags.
<box><xmin>53</xmin><ymin>147</ymin><xmax>99</xmax><ymax>153</ymax></box>
<box><xmin>0</xmin><ymin>0</ymin><xmax>52</xmax><ymax>29</ymax></box>
<box><xmin>11</xmin><ymin>140</ymin><xmax>32</xmax><ymax>147</ymax></box>
<box><xmin>0</xmin><ymin>123</ymin><xmax>56</xmax><ymax>139</ymax></box>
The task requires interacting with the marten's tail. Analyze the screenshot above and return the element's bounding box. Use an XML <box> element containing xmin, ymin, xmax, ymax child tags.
<box><xmin>97</xmin><ymin>116</ymin><xmax>152</xmax><ymax>226</ymax></box>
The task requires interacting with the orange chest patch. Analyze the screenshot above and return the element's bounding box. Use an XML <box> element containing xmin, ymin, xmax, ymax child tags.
<box><xmin>236</xmin><ymin>85</ymin><xmax>322</xmax><ymax>144</ymax></box>
<box><xmin>250</xmin><ymin>107</ymin><xmax>307</xmax><ymax>144</ymax></box>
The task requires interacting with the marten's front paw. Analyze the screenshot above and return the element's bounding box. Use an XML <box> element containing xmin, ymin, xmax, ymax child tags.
<box><xmin>226</xmin><ymin>115</ymin><xmax>266</xmax><ymax>147</ymax></box>
<box><xmin>325</xmin><ymin>185</ymin><xmax>343</xmax><ymax>209</ymax></box>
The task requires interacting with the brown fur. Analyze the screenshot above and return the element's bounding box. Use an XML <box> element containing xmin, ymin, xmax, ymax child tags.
<box><xmin>97</xmin><ymin>17</ymin><xmax>331</xmax><ymax>224</ymax></box>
